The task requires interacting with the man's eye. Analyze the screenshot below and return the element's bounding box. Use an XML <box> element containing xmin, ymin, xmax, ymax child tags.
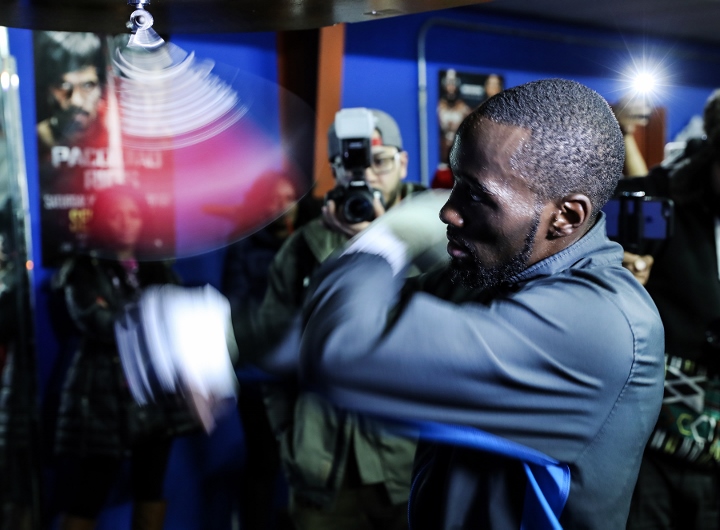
<box><xmin>451</xmin><ymin>178</ymin><xmax>488</xmax><ymax>203</ymax></box>
<box><xmin>466</xmin><ymin>185</ymin><xmax>488</xmax><ymax>203</ymax></box>
<box><xmin>56</xmin><ymin>82</ymin><xmax>74</xmax><ymax>94</ymax></box>
<box><xmin>371</xmin><ymin>155</ymin><xmax>397</xmax><ymax>173</ymax></box>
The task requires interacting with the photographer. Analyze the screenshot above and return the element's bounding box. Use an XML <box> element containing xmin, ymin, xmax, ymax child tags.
<box><xmin>232</xmin><ymin>109</ymin><xmax>425</xmax><ymax>529</ymax></box>
<box><xmin>618</xmin><ymin>90</ymin><xmax>720</xmax><ymax>529</ymax></box>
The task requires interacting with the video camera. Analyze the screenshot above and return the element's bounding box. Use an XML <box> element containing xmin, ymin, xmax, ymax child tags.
<box><xmin>325</xmin><ymin>108</ymin><xmax>385</xmax><ymax>224</ymax></box>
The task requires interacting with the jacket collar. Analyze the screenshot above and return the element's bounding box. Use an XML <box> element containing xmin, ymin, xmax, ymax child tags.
<box><xmin>511</xmin><ymin>212</ymin><xmax>621</xmax><ymax>284</ymax></box>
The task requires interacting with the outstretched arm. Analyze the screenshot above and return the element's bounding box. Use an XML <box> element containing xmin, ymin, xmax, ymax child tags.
<box><xmin>300</xmin><ymin>251</ymin><xmax>642</xmax><ymax>463</ymax></box>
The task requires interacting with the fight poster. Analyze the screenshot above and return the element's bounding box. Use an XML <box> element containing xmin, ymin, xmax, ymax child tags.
<box><xmin>437</xmin><ymin>70</ymin><xmax>504</xmax><ymax>165</ymax></box>
<box><xmin>33</xmin><ymin>31</ymin><xmax>176</xmax><ymax>266</ymax></box>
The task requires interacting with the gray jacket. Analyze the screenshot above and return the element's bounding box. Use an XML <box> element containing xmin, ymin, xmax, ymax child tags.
<box><xmin>299</xmin><ymin>213</ymin><xmax>666</xmax><ymax>529</ymax></box>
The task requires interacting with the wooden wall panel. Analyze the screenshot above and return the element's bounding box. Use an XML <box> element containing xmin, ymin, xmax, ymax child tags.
<box><xmin>276</xmin><ymin>25</ymin><xmax>345</xmax><ymax>201</ymax></box>
<box><xmin>633</xmin><ymin>106</ymin><xmax>667</xmax><ymax>169</ymax></box>
<box><xmin>313</xmin><ymin>24</ymin><xmax>345</xmax><ymax>198</ymax></box>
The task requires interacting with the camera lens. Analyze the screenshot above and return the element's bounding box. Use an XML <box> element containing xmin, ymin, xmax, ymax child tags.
<box><xmin>343</xmin><ymin>195</ymin><xmax>375</xmax><ymax>224</ymax></box>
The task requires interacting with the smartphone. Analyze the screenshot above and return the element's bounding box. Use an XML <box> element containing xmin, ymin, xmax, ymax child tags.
<box><xmin>602</xmin><ymin>192</ymin><xmax>674</xmax><ymax>252</ymax></box>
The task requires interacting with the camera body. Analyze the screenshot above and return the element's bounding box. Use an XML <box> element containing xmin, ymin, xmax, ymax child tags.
<box><xmin>326</xmin><ymin>108</ymin><xmax>385</xmax><ymax>223</ymax></box>
<box><xmin>602</xmin><ymin>191</ymin><xmax>674</xmax><ymax>252</ymax></box>
<box><xmin>325</xmin><ymin>180</ymin><xmax>383</xmax><ymax>224</ymax></box>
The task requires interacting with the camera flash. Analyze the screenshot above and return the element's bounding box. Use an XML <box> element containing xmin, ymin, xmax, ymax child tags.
<box><xmin>632</xmin><ymin>72</ymin><xmax>656</xmax><ymax>95</ymax></box>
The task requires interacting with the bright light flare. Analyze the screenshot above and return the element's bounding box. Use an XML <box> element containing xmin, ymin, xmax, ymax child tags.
<box><xmin>618</xmin><ymin>54</ymin><xmax>670</xmax><ymax>104</ymax></box>
<box><xmin>632</xmin><ymin>72</ymin><xmax>656</xmax><ymax>95</ymax></box>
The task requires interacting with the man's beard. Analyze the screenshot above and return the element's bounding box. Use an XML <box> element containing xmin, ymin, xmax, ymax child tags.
<box><xmin>449</xmin><ymin>211</ymin><xmax>540</xmax><ymax>291</ymax></box>
<box><xmin>51</xmin><ymin>106</ymin><xmax>92</xmax><ymax>141</ymax></box>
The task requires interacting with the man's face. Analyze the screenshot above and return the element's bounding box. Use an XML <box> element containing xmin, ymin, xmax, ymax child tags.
<box><xmin>440</xmin><ymin>118</ymin><xmax>549</xmax><ymax>290</ymax></box>
<box><xmin>443</xmin><ymin>79</ymin><xmax>459</xmax><ymax>101</ymax></box>
<box><xmin>366</xmin><ymin>129</ymin><xmax>409</xmax><ymax>206</ymax></box>
<box><xmin>49</xmin><ymin>65</ymin><xmax>102</xmax><ymax>132</ymax></box>
<box><xmin>335</xmin><ymin>129</ymin><xmax>408</xmax><ymax>206</ymax></box>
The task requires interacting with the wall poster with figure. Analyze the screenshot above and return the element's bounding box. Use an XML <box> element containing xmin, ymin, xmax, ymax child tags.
<box><xmin>434</xmin><ymin>70</ymin><xmax>504</xmax><ymax>188</ymax></box>
<box><xmin>33</xmin><ymin>30</ymin><xmax>176</xmax><ymax>266</ymax></box>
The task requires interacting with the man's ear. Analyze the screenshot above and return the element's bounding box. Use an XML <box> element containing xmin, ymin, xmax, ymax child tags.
<box><xmin>549</xmin><ymin>193</ymin><xmax>592</xmax><ymax>238</ymax></box>
<box><xmin>398</xmin><ymin>151</ymin><xmax>409</xmax><ymax>180</ymax></box>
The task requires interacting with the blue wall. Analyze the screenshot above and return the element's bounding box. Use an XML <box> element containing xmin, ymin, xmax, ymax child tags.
<box><xmin>8</xmin><ymin>7</ymin><xmax>720</xmax><ymax>528</ymax></box>
<box><xmin>342</xmin><ymin>8</ymin><xmax>720</xmax><ymax>185</ymax></box>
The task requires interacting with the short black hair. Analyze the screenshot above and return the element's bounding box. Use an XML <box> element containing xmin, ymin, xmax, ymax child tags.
<box><xmin>34</xmin><ymin>31</ymin><xmax>105</xmax><ymax>85</ymax></box>
<box><xmin>459</xmin><ymin>78</ymin><xmax>624</xmax><ymax>212</ymax></box>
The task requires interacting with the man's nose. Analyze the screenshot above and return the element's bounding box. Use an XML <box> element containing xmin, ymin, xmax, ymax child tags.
<box><xmin>363</xmin><ymin>167</ymin><xmax>377</xmax><ymax>184</ymax></box>
<box><xmin>439</xmin><ymin>201</ymin><xmax>463</xmax><ymax>227</ymax></box>
<box><xmin>69</xmin><ymin>88</ymin><xmax>85</xmax><ymax>108</ymax></box>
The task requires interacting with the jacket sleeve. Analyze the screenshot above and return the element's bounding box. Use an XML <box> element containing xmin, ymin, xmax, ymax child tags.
<box><xmin>299</xmin><ymin>253</ymin><xmax>646</xmax><ymax>463</ymax></box>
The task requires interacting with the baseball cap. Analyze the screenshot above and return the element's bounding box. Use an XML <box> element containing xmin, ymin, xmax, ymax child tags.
<box><xmin>327</xmin><ymin>108</ymin><xmax>403</xmax><ymax>161</ymax></box>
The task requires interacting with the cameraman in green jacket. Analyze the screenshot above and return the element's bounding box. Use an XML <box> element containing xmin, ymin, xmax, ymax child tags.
<box><xmin>233</xmin><ymin>108</ymin><xmax>425</xmax><ymax>530</ymax></box>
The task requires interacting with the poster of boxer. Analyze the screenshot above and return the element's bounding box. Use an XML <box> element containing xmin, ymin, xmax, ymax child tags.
<box><xmin>34</xmin><ymin>31</ymin><xmax>176</xmax><ymax>266</ymax></box>
<box><xmin>437</xmin><ymin>69</ymin><xmax>504</xmax><ymax>164</ymax></box>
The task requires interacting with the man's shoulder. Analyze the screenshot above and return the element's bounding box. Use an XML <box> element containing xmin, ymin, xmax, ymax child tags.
<box><xmin>525</xmin><ymin>251</ymin><xmax>663</xmax><ymax>346</ymax></box>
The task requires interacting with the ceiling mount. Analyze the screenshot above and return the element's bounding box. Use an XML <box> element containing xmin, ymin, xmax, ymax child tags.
<box><xmin>0</xmin><ymin>0</ymin><xmax>482</xmax><ymax>34</ymax></box>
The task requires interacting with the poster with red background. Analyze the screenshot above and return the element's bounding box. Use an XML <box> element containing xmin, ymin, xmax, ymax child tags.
<box><xmin>33</xmin><ymin>31</ymin><xmax>176</xmax><ymax>266</ymax></box>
